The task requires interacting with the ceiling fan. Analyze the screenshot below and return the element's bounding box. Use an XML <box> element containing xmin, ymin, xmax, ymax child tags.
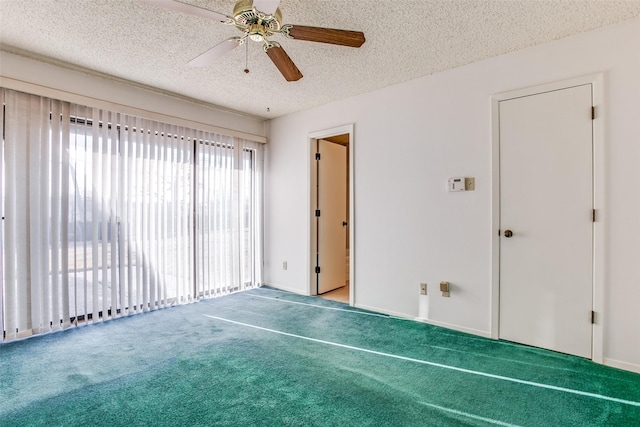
<box><xmin>142</xmin><ymin>0</ymin><xmax>366</xmax><ymax>81</ymax></box>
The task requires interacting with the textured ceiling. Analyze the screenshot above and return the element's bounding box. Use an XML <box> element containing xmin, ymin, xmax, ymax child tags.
<box><xmin>2</xmin><ymin>0</ymin><xmax>640</xmax><ymax>119</ymax></box>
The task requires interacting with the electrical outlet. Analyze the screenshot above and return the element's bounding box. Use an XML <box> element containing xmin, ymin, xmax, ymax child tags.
<box><xmin>282</xmin><ymin>261</ymin><xmax>287</xmax><ymax>270</ymax></box>
<box><xmin>440</xmin><ymin>281</ymin><xmax>450</xmax><ymax>297</ymax></box>
<box><xmin>420</xmin><ymin>283</ymin><xmax>427</xmax><ymax>295</ymax></box>
<box><xmin>465</xmin><ymin>177</ymin><xmax>475</xmax><ymax>191</ymax></box>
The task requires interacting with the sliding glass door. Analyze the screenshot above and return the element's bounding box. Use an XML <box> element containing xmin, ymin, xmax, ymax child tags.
<box><xmin>196</xmin><ymin>137</ymin><xmax>262</xmax><ymax>298</ymax></box>
<box><xmin>1</xmin><ymin>89</ymin><xmax>262</xmax><ymax>342</ymax></box>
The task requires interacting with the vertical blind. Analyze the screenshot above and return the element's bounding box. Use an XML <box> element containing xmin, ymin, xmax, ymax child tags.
<box><xmin>1</xmin><ymin>88</ymin><xmax>263</xmax><ymax>342</ymax></box>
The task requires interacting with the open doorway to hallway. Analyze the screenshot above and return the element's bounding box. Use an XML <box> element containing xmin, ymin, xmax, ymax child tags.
<box><xmin>309</xmin><ymin>129</ymin><xmax>352</xmax><ymax>305</ymax></box>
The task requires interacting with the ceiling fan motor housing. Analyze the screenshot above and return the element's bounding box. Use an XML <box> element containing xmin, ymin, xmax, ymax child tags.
<box><xmin>233</xmin><ymin>0</ymin><xmax>282</xmax><ymax>41</ymax></box>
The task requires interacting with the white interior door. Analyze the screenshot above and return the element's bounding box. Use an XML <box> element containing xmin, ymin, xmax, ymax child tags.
<box><xmin>499</xmin><ymin>84</ymin><xmax>593</xmax><ymax>358</ymax></box>
<box><xmin>316</xmin><ymin>139</ymin><xmax>347</xmax><ymax>294</ymax></box>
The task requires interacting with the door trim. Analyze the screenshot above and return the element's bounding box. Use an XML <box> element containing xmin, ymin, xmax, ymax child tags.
<box><xmin>308</xmin><ymin>124</ymin><xmax>355</xmax><ymax>306</ymax></box>
<box><xmin>490</xmin><ymin>74</ymin><xmax>604</xmax><ymax>362</ymax></box>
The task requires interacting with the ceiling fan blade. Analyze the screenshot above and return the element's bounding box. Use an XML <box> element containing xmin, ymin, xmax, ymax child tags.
<box><xmin>252</xmin><ymin>0</ymin><xmax>281</xmax><ymax>15</ymax></box>
<box><xmin>188</xmin><ymin>39</ymin><xmax>242</xmax><ymax>67</ymax></box>
<box><xmin>286</xmin><ymin>25</ymin><xmax>365</xmax><ymax>48</ymax></box>
<box><xmin>265</xmin><ymin>44</ymin><xmax>303</xmax><ymax>82</ymax></box>
<box><xmin>140</xmin><ymin>0</ymin><xmax>229</xmax><ymax>23</ymax></box>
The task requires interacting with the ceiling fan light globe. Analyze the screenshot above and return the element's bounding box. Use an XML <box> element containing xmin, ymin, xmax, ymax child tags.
<box><xmin>247</xmin><ymin>23</ymin><xmax>267</xmax><ymax>42</ymax></box>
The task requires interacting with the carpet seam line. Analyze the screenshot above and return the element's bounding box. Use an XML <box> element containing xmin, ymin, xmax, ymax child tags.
<box><xmin>203</xmin><ymin>314</ymin><xmax>640</xmax><ymax>408</ymax></box>
<box><xmin>247</xmin><ymin>294</ymin><xmax>404</xmax><ymax>319</ymax></box>
<box><xmin>419</xmin><ymin>402</ymin><xmax>522</xmax><ymax>427</ymax></box>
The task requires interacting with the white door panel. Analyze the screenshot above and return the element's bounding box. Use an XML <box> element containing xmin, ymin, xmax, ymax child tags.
<box><xmin>499</xmin><ymin>84</ymin><xmax>593</xmax><ymax>358</ymax></box>
<box><xmin>317</xmin><ymin>140</ymin><xmax>347</xmax><ymax>294</ymax></box>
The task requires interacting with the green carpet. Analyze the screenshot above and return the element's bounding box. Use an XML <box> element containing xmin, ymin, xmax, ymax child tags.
<box><xmin>1</xmin><ymin>287</ymin><xmax>639</xmax><ymax>426</ymax></box>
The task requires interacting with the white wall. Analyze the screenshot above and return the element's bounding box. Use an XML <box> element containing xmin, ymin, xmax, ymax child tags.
<box><xmin>265</xmin><ymin>18</ymin><xmax>640</xmax><ymax>372</ymax></box>
<box><xmin>0</xmin><ymin>51</ymin><xmax>266</xmax><ymax>140</ymax></box>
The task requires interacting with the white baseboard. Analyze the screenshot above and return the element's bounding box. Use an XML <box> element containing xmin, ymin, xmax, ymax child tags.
<box><xmin>354</xmin><ymin>304</ymin><xmax>492</xmax><ymax>339</ymax></box>
<box><xmin>603</xmin><ymin>357</ymin><xmax>640</xmax><ymax>374</ymax></box>
<box><xmin>354</xmin><ymin>303</ymin><xmax>413</xmax><ymax>319</ymax></box>
<box><xmin>414</xmin><ymin>317</ymin><xmax>493</xmax><ymax>339</ymax></box>
<box><xmin>260</xmin><ymin>282</ymin><xmax>309</xmax><ymax>296</ymax></box>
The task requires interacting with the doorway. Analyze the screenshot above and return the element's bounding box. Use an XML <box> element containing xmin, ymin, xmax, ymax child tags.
<box><xmin>308</xmin><ymin>125</ymin><xmax>354</xmax><ymax>305</ymax></box>
<box><xmin>491</xmin><ymin>76</ymin><xmax>604</xmax><ymax>360</ymax></box>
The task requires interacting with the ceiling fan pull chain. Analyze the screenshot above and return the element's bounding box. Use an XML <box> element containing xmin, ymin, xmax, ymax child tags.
<box><xmin>244</xmin><ymin>41</ymin><xmax>250</xmax><ymax>74</ymax></box>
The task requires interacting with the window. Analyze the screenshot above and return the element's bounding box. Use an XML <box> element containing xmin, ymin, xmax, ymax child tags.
<box><xmin>1</xmin><ymin>89</ymin><xmax>263</xmax><ymax>341</ymax></box>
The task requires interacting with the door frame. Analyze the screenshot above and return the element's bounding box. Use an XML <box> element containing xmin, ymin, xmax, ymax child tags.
<box><xmin>308</xmin><ymin>124</ymin><xmax>355</xmax><ymax>306</ymax></box>
<box><xmin>490</xmin><ymin>74</ymin><xmax>604</xmax><ymax>362</ymax></box>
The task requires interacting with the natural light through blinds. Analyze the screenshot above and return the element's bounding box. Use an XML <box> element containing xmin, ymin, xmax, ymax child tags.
<box><xmin>0</xmin><ymin>88</ymin><xmax>263</xmax><ymax>341</ymax></box>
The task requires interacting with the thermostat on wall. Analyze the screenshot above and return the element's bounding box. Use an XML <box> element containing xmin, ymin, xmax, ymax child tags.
<box><xmin>448</xmin><ymin>177</ymin><xmax>465</xmax><ymax>192</ymax></box>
